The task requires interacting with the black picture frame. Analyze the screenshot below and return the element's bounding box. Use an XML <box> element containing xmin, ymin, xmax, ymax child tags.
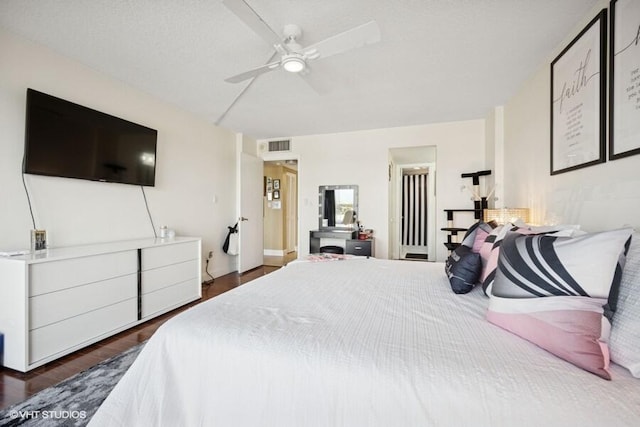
<box><xmin>550</xmin><ymin>10</ymin><xmax>607</xmax><ymax>175</ymax></box>
<box><xmin>609</xmin><ymin>0</ymin><xmax>640</xmax><ymax>160</ymax></box>
<box><xmin>273</xmin><ymin>190</ymin><xmax>280</xmax><ymax>200</ymax></box>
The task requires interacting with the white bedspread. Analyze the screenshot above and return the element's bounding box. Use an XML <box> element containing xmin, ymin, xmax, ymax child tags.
<box><xmin>90</xmin><ymin>259</ymin><xmax>640</xmax><ymax>426</ymax></box>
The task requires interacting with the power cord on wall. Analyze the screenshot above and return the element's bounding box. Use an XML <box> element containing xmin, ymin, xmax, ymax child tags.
<box><xmin>22</xmin><ymin>153</ymin><xmax>37</xmax><ymax>229</ymax></box>
<box><xmin>22</xmin><ymin>164</ymin><xmax>159</xmax><ymax>240</ymax></box>
<box><xmin>204</xmin><ymin>258</ymin><xmax>215</xmax><ymax>286</ymax></box>
<box><xmin>140</xmin><ymin>185</ymin><xmax>157</xmax><ymax>238</ymax></box>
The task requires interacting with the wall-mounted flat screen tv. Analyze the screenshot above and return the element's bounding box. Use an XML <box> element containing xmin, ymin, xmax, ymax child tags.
<box><xmin>24</xmin><ymin>88</ymin><xmax>158</xmax><ymax>186</ymax></box>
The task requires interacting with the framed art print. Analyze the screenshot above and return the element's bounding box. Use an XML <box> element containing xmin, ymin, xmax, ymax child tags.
<box><xmin>550</xmin><ymin>10</ymin><xmax>607</xmax><ymax>175</ymax></box>
<box><xmin>30</xmin><ymin>229</ymin><xmax>47</xmax><ymax>252</ymax></box>
<box><xmin>609</xmin><ymin>0</ymin><xmax>640</xmax><ymax>160</ymax></box>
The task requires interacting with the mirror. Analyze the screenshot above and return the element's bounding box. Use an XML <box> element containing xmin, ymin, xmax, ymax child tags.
<box><xmin>318</xmin><ymin>185</ymin><xmax>358</xmax><ymax>230</ymax></box>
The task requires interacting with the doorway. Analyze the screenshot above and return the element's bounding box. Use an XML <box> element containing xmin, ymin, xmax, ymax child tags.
<box><xmin>263</xmin><ymin>159</ymin><xmax>298</xmax><ymax>267</ymax></box>
<box><xmin>388</xmin><ymin>146</ymin><xmax>437</xmax><ymax>262</ymax></box>
<box><xmin>400</xmin><ymin>168</ymin><xmax>430</xmax><ymax>260</ymax></box>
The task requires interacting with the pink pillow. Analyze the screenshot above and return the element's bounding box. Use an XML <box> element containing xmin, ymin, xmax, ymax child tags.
<box><xmin>487</xmin><ymin>296</ymin><xmax>611</xmax><ymax>378</ymax></box>
<box><xmin>471</xmin><ymin>227</ymin><xmax>489</xmax><ymax>253</ymax></box>
<box><xmin>487</xmin><ymin>228</ymin><xmax>633</xmax><ymax>380</ymax></box>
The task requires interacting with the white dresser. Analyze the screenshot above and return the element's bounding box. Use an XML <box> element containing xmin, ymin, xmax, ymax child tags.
<box><xmin>0</xmin><ymin>237</ymin><xmax>201</xmax><ymax>372</ymax></box>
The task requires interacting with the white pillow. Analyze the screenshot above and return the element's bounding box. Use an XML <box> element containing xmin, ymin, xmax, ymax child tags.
<box><xmin>488</xmin><ymin>228</ymin><xmax>633</xmax><ymax>380</ymax></box>
<box><xmin>512</xmin><ymin>220</ymin><xmax>585</xmax><ymax>236</ymax></box>
<box><xmin>610</xmin><ymin>231</ymin><xmax>640</xmax><ymax>378</ymax></box>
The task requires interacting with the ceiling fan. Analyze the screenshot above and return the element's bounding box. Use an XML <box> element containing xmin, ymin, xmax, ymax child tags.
<box><xmin>222</xmin><ymin>0</ymin><xmax>381</xmax><ymax>87</ymax></box>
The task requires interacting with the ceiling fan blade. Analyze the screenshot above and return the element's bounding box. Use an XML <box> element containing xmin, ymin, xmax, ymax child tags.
<box><xmin>217</xmin><ymin>52</ymin><xmax>280</xmax><ymax>126</ymax></box>
<box><xmin>225</xmin><ymin>60</ymin><xmax>281</xmax><ymax>83</ymax></box>
<box><xmin>305</xmin><ymin>20</ymin><xmax>381</xmax><ymax>60</ymax></box>
<box><xmin>297</xmin><ymin>66</ymin><xmax>331</xmax><ymax>95</ymax></box>
<box><xmin>223</xmin><ymin>0</ymin><xmax>287</xmax><ymax>53</ymax></box>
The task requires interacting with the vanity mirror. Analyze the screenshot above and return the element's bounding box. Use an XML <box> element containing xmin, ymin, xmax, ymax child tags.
<box><xmin>318</xmin><ymin>185</ymin><xmax>358</xmax><ymax>230</ymax></box>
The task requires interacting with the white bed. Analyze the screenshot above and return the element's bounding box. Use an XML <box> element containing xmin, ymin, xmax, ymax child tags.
<box><xmin>90</xmin><ymin>259</ymin><xmax>640</xmax><ymax>426</ymax></box>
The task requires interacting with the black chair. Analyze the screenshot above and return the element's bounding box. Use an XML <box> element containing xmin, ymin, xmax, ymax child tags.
<box><xmin>319</xmin><ymin>245</ymin><xmax>344</xmax><ymax>254</ymax></box>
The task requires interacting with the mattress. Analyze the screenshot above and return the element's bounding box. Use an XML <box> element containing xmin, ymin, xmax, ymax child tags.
<box><xmin>90</xmin><ymin>259</ymin><xmax>640</xmax><ymax>426</ymax></box>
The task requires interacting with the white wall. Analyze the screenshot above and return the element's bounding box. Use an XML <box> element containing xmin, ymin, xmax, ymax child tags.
<box><xmin>503</xmin><ymin>0</ymin><xmax>640</xmax><ymax>231</ymax></box>
<box><xmin>261</xmin><ymin>120</ymin><xmax>486</xmax><ymax>262</ymax></box>
<box><xmin>484</xmin><ymin>106</ymin><xmax>504</xmax><ymax>209</ymax></box>
<box><xmin>0</xmin><ymin>29</ymin><xmax>238</xmax><ymax>278</ymax></box>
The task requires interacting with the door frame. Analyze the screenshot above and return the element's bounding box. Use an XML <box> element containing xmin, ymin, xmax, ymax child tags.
<box><xmin>284</xmin><ymin>170</ymin><xmax>298</xmax><ymax>253</ymax></box>
<box><xmin>392</xmin><ymin>161</ymin><xmax>436</xmax><ymax>261</ymax></box>
<box><xmin>261</xmin><ymin>153</ymin><xmax>301</xmax><ymax>259</ymax></box>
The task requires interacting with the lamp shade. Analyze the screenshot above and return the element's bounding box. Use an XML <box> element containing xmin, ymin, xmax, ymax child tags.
<box><xmin>483</xmin><ymin>208</ymin><xmax>529</xmax><ymax>224</ymax></box>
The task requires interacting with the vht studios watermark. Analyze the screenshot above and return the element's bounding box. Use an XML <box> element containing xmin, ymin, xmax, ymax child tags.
<box><xmin>9</xmin><ymin>409</ymin><xmax>87</xmax><ymax>420</ymax></box>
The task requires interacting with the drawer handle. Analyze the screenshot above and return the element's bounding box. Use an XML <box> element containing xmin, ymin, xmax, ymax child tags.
<box><xmin>355</xmin><ymin>246</ymin><xmax>362</xmax><ymax>250</ymax></box>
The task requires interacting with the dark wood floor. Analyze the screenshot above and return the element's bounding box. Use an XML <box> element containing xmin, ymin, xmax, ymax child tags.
<box><xmin>0</xmin><ymin>265</ymin><xmax>280</xmax><ymax>411</ymax></box>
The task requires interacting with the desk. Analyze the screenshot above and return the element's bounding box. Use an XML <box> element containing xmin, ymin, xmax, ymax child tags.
<box><xmin>309</xmin><ymin>230</ymin><xmax>374</xmax><ymax>257</ymax></box>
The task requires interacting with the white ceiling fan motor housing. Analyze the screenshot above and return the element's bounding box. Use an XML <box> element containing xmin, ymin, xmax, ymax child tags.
<box><xmin>282</xmin><ymin>24</ymin><xmax>303</xmax><ymax>42</ymax></box>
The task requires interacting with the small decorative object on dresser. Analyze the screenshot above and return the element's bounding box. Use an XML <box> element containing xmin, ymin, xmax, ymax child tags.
<box><xmin>30</xmin><ymin>229</ymin><xmax>47</xmax><ymax>252</ymax></box>
<box><xmin>358</xmin><ymin>228</ymin><xmax>373</xmax><ymax>240</ymax></box>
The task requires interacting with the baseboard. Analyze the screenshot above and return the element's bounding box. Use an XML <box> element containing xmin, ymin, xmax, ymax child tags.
<box><xmin>263</xmin><ymin>249</ymin><xmax>285</xmax><ymax>256</ymax></box>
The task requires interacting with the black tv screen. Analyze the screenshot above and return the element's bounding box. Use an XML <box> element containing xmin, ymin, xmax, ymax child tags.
<box><xmin>24</xmin><ymin>88</ymin><xmax>158</xmax><ymax>186</ymax></box>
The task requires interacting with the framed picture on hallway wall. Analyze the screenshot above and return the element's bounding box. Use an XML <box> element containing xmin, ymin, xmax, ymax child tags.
<box><xmin>609</xmin><ymin>0</ymin><xmax>640</xmax><ymax>160</ymax></box>
<box><xmin>550</xmin><ymin>9</ymin><xmax>607</xmax><ymax>175</ymax></box>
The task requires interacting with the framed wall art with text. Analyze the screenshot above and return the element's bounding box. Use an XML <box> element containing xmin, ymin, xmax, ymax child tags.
<box><xmin>551</xmin><ymin>10</ymin><xmax>607</xmax><ymax>175</ymax></box>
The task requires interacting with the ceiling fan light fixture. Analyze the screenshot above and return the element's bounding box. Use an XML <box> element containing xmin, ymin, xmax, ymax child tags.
<box><xmin>282</xmin><ymin>55</ymin><xmax>306</xmax><ymax>73</ymax></box>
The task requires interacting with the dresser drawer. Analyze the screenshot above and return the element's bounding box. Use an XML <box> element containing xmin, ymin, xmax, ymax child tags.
<box><xmin>29</xmin><ymin>298</ymin><xmax>137</xmax><ymax>364</ymax></box>
<box><xmin>29</xmin><ymin>251</ymin><xmax>137</xmax><ymax>296</ymax></box>
<box><xmin>346</xmin><ymin>240</ymin><xmax>373</xmax><ymax>257</ymax></box>
<box><xmin>141</xmin><ymin>259</ymin><xmax>198</xmax><ymax>294</ymax></box>
<box><xmin>142</xmin><ymin>241</ymin><xmax>198</xmax><ymax>271</ymax></box>
<box><xmin>30</xmin><ymin>273</ymin><xmax>136</xmax><ymax>329</ymax></box>
<box><xmin>141</xmin><ymin>278</ymin><xmax>200</xmax><ymax>319</ymax></box>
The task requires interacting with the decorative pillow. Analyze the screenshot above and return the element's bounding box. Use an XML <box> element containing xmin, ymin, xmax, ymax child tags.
<box><xmin>609</xmin><ymin>231</ymin><xmax>640</xmax><ymax>378</ymax></box>
<box><xmin>487</xmin><ymin>228</ymin><xmax>633</xmax><ymax>380</ymax></box>
<box><xmin>460</xmin><ymin>221</ymin><xmax>496</xmax><ymax>253</ymax></box>
<box><xmin>471</xmin><ymin>227</ymin><xmax>490</xmax><ymax>253</ymax></box>
<box><xmin>479</xmin><ymin>224</ymin><xmax>535</xmax><ymax>295</ymax></box>
<box><xmin>445</xmin><ymin>245</ymin><xmax>482</xmax><ymax>294</ymax></box>
<box><xmin>479</xmin><ymin>224</ymin><xmax>504</xmax><ymax>269</ymax></box>
<box><xmin>512</xmin><ymin>220</ymin><xmax>583</xmax><ymax>234</ymax></box>
<box><xmin>480</xmin><ymin>224</ymin><xmax>584</xmax><ymax>296</ymax></box>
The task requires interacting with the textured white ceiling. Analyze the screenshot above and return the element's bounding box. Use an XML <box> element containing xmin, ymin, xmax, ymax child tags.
<box><xmin>0</xmin><ymin>0</ymin><xmax>599</xmax><ymax>139</ymax></box>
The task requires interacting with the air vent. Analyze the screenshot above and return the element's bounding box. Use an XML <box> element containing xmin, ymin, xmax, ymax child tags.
<box><xmin>268</xmin><ymin>140</ymin><xmax>291</xmax><ymax>152</ymax></box>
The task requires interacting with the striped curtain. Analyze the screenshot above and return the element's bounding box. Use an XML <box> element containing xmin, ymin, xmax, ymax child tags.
<box><xmin>402</xmin><ymin>173</ymin><xmax>428</xmax><ymax>246</ymax></box>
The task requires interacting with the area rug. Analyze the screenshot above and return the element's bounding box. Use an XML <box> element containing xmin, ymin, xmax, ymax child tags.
<box><xmin>0</xmin><ymin>343</ymin><xmax>144</xmax><ymax>427</ymax></box>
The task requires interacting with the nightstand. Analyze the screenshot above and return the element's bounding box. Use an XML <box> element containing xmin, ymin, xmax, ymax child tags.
<box><xmin>346</xmin><ymin>239</ymin><xmax>374</xmax><ymax>257</ymax></box>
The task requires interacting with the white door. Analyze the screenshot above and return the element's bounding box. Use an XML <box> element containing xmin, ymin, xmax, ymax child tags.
<box><xmin>239</xmin><ymin>152</ymin><xmax>264</xmax><ymax>273</ymax></box>
<box><xmin>284</xmin><ymin>171</ymin><xmax>297</xmax><ymax>253</ymax></box>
